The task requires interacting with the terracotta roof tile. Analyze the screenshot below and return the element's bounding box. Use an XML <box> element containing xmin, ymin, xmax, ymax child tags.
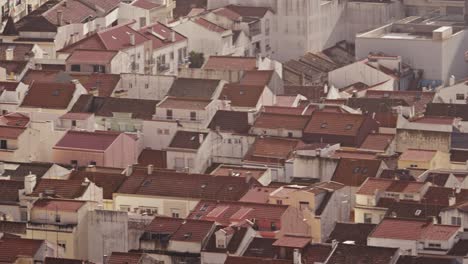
<box><xmin>0</xmin><ymin>126</ymin><xmax>26</xmax><ymax>139</ymax></box>
<box><xmin>0</xmin><ymin>113</ymin><xmax>30</xmax><ymax>127</ymax></box>
<box><xmin>54</xmin><ymin>130</ymin><xmax>121</xmax><ymax>152</ymax></box>
<box><xmin>66</xmin><ymin>49</ymin><xmax>118</xmax><ymax>64</ymax></box>
<box><xmin>69</xmin><ymin>170</ymin><xmax>126</xmax><ymax>199</ymax></box>
<box><xmin>360</xmin><ymin>133</ymin><xmax>394</xmax><ymax>151</ymax></box>
<box><xmin>167</xmin><ymin>78</ymin><xmax>221</xmax><ymax>99</ymax></box>
<box><xmin>0</xmin><ymin>180</ymin><xmax>23</xmax><ymax>204</ymax></box>
<box><xmin>325</xmin><ymin>243</ymin><xmax>398</xmax><ymax>264</ymax></box>
<box><xmin>203</xmin><ymin>56</ymin><xmax>257</xmax><ymax>71</ymax></box>
<box><xmin>262</xmin><ymin>106</ymin><xmax>305</xmax><ymax>115</ymax></box>
<box><xmin>240</xmin><ymin>70</ymin><xmax>274</xmax><ymax>86</ymax></box>
<box><xmin>132</xmin><ymin>0</ymin><xmax>161</xmax><ymax>9</ymax></box>
<box><xmin>208</xmin><ymin>110</ymin><xmax>250</xmax><ymax>134</ymax></box>
<box><xmin>365</xmin><ymin>90</ymin><xmax>435</xmax><ymax>115</ymax></box>
<box><xmin>244</xmin><ymin>137</ymin><xmax>303</xmax><ymax>164</ymax></box>
<box><xmin>0</xmin><ymin>237</ymin><xmax>44</xmax><ymax>263</ymax></box>
<box><xmin>272</xmin><ymin>235</ymin><xmax>310</xmax><ymax>248</ymax></box>
<box><xmin>139</xmin><ymin>22</ymin><xmax>186</xmax><ymax>50</ymax></box>
<box><xmin>219</xmin><ymin>84</ymin><xmax>265</xmax><ymax>108</ymax></box>
<box><xmin>69</xmin><ymin>73</ymin><xmax>120</xmax><ymax>97</ymax></box>
<box><xmin>304</xmin><ymin>112</ymin><xmax>368</xmax><ymax>136</ymax></box>
<box><xmin>399</xmin><ymin>149</ymin><xmax>437</xmax><ymax>162</ymax></box>
<box><xmin>31</xmin><ymin>179</ymin><xmax>88</xmax><ymax>199</ymax></box>
<box><xmin>107</xmin><ymin>252</ymin><xmax>143</xmax><ymax>264</ymax></box>
<box><xmin>33</xmin><ymin>199</ymin><xmax>86</xmax><ymax>212</ymax></box>
<box><xmin>158</xmin><ymin>96</ymin><xmax>211</xmax><ymax>110</ymax></box>
<box><xmin>225</xmin><ymin>256</ymin><xmax>291</xmax><ymax>264</ymax></box>
<box><xmin>117</xmin><ymin>170</ymin><xmax>255</xmax><ymax>201</ymax></box>
<box><xmin>327</xmin><ymin>222</ymin><xmax>376</xmax><ymax>245</ymax></box>
<box><xmin>331</xmin><ymin>158</ymin><xmax>382</xmax><ymax>187</ymax></box>
<box><xmin>370</xmin><ymin>218</ymin><xmax>459</xmax><ymax>241</ymax></box>
<box><xmin>138</xmin><ymin>149</ymin><xmax>167</xmax><ymax>168</ymax></box>
<box><xmin>203</xmin><ymin>226</ymin><xmax>248</xmax><ymax>253</ymax></box>
<box><xmin>224</xmin><ymin>5</ymin><xmax>272</xmax><ymax>17</ymax></box>
<box><xmin>423</xmin><ymin>186</ymin><xmax>468</xmax><ymax>206</ymax></box>
<box><xmin>20</xmin><ymin>81</ymin><xmax>76</xmax><ymax>109</ymax></box>
<box><xmin>193</xmin><ymin>18</ymin><xmax>228</xmax><ymax>33</ymax></box>
<box><xmin>253</xmin><ymin>112</ymin><xmax>309</xmax><ymax>131</ymax></box>
<box><xmin>357</xmin><ymin>178</ymin><xmax>426</xmax><ymax>195</ymax></box>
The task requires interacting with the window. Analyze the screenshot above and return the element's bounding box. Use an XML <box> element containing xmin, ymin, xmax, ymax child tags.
<box><xmin>170</xmin><ymin>52</ymin><xmax>174</xmax><ymax>60</ymax></box>
<box><xmin>404</xmin><ymin>194</ymin><xmax>414</xmax><ymax>199</ymax></box>
<box><xmin>299</xmin><ymin>201</ymin><xmax>309</xmax><ymax>210</ymax></box>
<box><xmin>55</xmin><ymin>214</ymin><xmax>61</xmax><ymax>223</ymax></box>
<box><xmin>0</xmin><ymin>140</ymin><xmax>7</xmax><ymax>149</ymax></box>
<box><xmin>190</xmin><ymin>111</ymin><xmax>196</xmax><ymax>121</ymax></box>
<box><xmin>157</xmin><ymin>129</ymin><xmax>163</xmax><ymax>134</ymax></box>
<box><xmin>320</xmin><ymin>122</ymin><xmax>328</xmax><ymax>128</ymax></box>
<box><xmin>70</xmin><ymin>160</ymin><xmax>78</xmax><ymax>167</ymax></box>
<box><xmin>217</xmin><ymin>239</ymin><xmax>225</xmax><ymax>248</ymax></box>
<box><xmin>166</xmin><ymin>109</ymin><xmax>173</xmax><ymax>120</ymax></box>
<box><xmin>93</xmin><ymin>65</ymin><xmax>105</xmax><ymax>73</ymax></box>
<box><xmin>276</xmin><ymin>199</ymin><xmax>283</xmax><ymax>205</ymax></box>
<box><xmin>163</xmin><ymin>129</ymin><xmax>169</xmax><ymax>135</ymax></box>
<box><xmin>2</xmin><ymin>110</ymin><xmax>7</xmax><ymax>115</ymax></box>
<box><xmin>345</xmin><ymin>124</ymin><xmax>353</xmax><ymax>130</ymax></box>
<box><xmin>145</xmin><ymin>83</ymin><xmax>149</xmax><ymax>89</ymax></box>
<box><xmin>353</xmin><ymin>167</ymin><xmax>361</xmax><ymax>173</ymax></box>
<box><xmin>364</xmin><ymin>213</ymin><xmax>372</xmax><ymax>223</ymax></box>
<box><xmin>187</xmin><ymin>158</ymin><xmax>194</xmax><ymax>169</ymax></box>
<box><xmin>171</xmin><ymin>209</ymin><xmax>180</xmax><ymax>218</ymax></box>
<box><xmin>71</xmin><ymin>120</ymin><xmax>77</xmax><ymax>127</ymax></box>
<box><xmin>71</xmin><ymin>64</ymin><xmax>81</xmax><ymax>72</ymax></box>
<box><xmin>428</xmin><ymin>243</ymin><xmax>441</xmax><ymax>248</ymax></box>
<box><xmin>57</xmin><ymin>240</ymin><xmax>66</xmax><ymax>251</ymax></box>
<box><xmin>410</xmin><ymin>164</ymin><xmax>418</xmax><ymax>168</ymax></box>
<box><xmin>89</xmin><ymin>161</ymin><xmax>96</xmax><ymax>166</ymax></box>
<box><xmin>414</xmin><ymin>209</ymin><xmax>422</xmax><ymax>216</ymax></box>
<box><xmin>456</xmin><ymin>94</ymin><xmax>465</xmax><ymax>100</ymax></box>
<box><xmin>119</xmin><ymin>205</ymin><xmax>131</xmax><ymax>212</ymax></box>
<box><xmin>270</xmin><ymin>222</ymin><xmax>277</xmax><ymax>231</ymax></box>
<box><xmin>265</xmin><ymin>19</ymin><xmax>270</xmax><ymax>36</ymax></box>
<box><xmin>451</xmin><ymin>216</ymin><xmax>462</xmax><ymax>226</ymax></box>
<box><xmin>288</xmin><ymin>132</ymin><xmax>293</xmax><ymax>138</ymax></box>
<box><xmin>175</xmin><ymin>157</ymin><xmax>184</xmax><ymax>170</ymax></box>
<box><xmin>140</xmin><ymin>207</ymin><xmax>158</xmax><ymax>216</ymax></box>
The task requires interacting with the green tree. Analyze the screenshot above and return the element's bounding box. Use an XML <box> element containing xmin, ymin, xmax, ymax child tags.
<box><xmin>188</xmin><ymin>51</ymin><xmax>205</xmax><ymax>68</ymax></box>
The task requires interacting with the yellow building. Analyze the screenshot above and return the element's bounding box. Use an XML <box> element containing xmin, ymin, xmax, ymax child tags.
<box><xmin>398</xmin><ymin>149</ymin><xmax>450</xmax><ymax>170</ymax></box>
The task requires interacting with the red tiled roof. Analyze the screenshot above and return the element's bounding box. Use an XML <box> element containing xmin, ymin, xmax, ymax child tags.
<box><xmin>60</xmin><ymin>24</ymin><xmax>148</xmax><ymax>53</ymax></box>
<box><xmin>33</xmin><ymin>199</ymin><xmax>86</xmax><ymax>212</ymax></box>
<box><xmin>219</xmin><ymin>84</ymin><xmax>265</xmax><ymax>108</ymax></box>
<box><xmin>423</xmin><ymin>186</ymin><xmax>468</xmax><ymax>206</ymax></box>
<box><xmin>357</xmin><ymin>178</ymin><xmax>426</xmax><ymax>195</ymax></box>
<box><xmin>262</xmin><ymin>106</ymin><xmax>305</xmax><ymax>115</ymax></box>
<box><xmin>0</xmin><ymin>113</ymin><xmax>30</xmax><ymax>127</ymax></box>
<box><xmin>399</xmin><ymin>149</ymin><xmax>437</xmax><ymax>162</ymax></box>
<box><xmin>0</xmin><ymin>180</ymin><xmax>23</xmax><ymax>203</ymax></box>
<box><xmin>0</xmin><ymin>81</ymin><xmax>20</xmax><ymax>91</ymax></box>
<box><xmin>360</xmin><ymin>133</ymin><xmax>394</xmax><ymax>151</ymax></box>
<box><xmin>132</xmin><ymin>0</ymin><xmax>161</xmax><ymax>9</ymax></box>
<box><xmin>331</xmin><ymin>158</ymin><xmax>382</xmax><ymax>187</ymax></box>
<box><xmin>107</xmin><ymin>252</ymin><xmax>143</xmax><ymax>264</ymax></box>
<box><xmin>60</xmin><ymin>112</ymin><xmax>93</xmax><ymax>120</ymax></box>
<box><xmin>20</xmin><ymin>81</ymin><xmax>76</xmax><ymax>109</ymax></box>
<box><xmin>54</xmin><ymin>130</ymin><xmax>121</xmax><ymax>152</ymax></box>
<box><xmin>158</xmin><ymin>97</ymin><xmax>211</xmax><ymax>110</ymax></box>
<box><xmin>212</xmin><ymin>165</ymin><xmax>267</xmax><ymax>180</ymax></box>
<box><xmin>193</xmin><ymin>18</ymin><xmax>228</xmax><ymax>33</ymax></box>
<box><xmin>272</xmin><ymin>235</ymin><xmax>310</xmax><ymax>248</ymax></box>
<box><xmin>139</xmin><ymin>23</ymin><xmax>186</xmax><ymax>50</ymax></box>
<box><xmin>240</xmin><ymin>70</ymin><xmax>274</xmax><ymax>86</ymax></box>
<box><xmin>253</xmin><ymin>112</ymin><xmax>309</xmax><ymax>131</ymax></box>
<box><xmin>365</xmin><ymin>90</ymin><xmax>435</xmax><ymax>115</ymax></box>
<box><xmin>66</xmin><ymin>49</ymin><xmax>118</xmax><ymax>64</ymax></box>
<box><xmin>43</xmin><ymin>0</ymin><xmax>120</xmax><ymax>26</ymax></box>
<box><xmin>203</xmin><ymin>56</ymin><xmax>257</xmax><ymax>71</ymax></box>
<box><xmin>171</xmin><ymin>219</ymin><xmax>214</xmax><ymax>242</ymax></box>
<box><xmin>410</xmin><ymin>116</ymin><xmax>456</xmax><ymax>125</ymax></box>
<box><xmin>30</xmin><ymin>179</ymin><xmax>88</xmax><ymax>199</ymax></box>
<box><xmin>213</xmin><ymin>7</ymin><xmax>242</xmax><ymax>21</ymax></box>
<box><xmin>0</xmin><ymin>126</ymin><xmax>26</xmax><ymax>139</ymax></box>
<box><xmin>168</xmin><ymin>131</ymin><xmax>208</xmax><ymax>150</ymax></box>
<box><xmin>188</xmin><ymin>200</ymin><xmax>288</xmax><ymax>226</ymax></box>
<box><xmin>224</xmin><ymin>4</ymin><xmax>272</xmax><ymax>18</ymax></box>
<box><xmin>69</xmin><ymin>170</ymin><xmax>126</xmax><ymax>200</ymax></box>
<box><xmin>117</xmin><ymin>170</ymin><xmax>256</xmax><ymax>201</ymax></box>
<box><xmin>370</xmin><ymin>218</ymin><xmax>459</xmax><ymax>241</ymax></box>
<box><xmin>138</xmin><ymin>148</ymin><xmax>167</xmax><ymax>168</ymax></box>
<box><xmin>244</xmin><ymin>137</ymin><xmax>303</xmax><ymax>164</ymax></box>
<box><xmin>0</xmin><ymin>237</ymin><xmax>44</xmax><ymax>263</ymax></box>
<box><xmin>304</xmin><ymin>112</ymin><xmax>367</xmax><ymax>136</ymax></box>
<box><xmin>69</xmin><ymin>73</ymin><xmax>120</xmax><ymax>97</ymax></box>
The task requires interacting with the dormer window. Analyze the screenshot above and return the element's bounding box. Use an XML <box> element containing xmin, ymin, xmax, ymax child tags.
<box><xmin>320</xmin><ymin>122</ymin><xmax>328</xmax><ymax>128</ymax></box>
<box><xmin>345</xmin><ymin>124</ymin><xmax>353</xmax><ymax>130</ymax></box>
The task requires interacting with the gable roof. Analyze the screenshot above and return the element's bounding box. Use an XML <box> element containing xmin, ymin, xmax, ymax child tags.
<box><xmin>30</xmin><ymin>179</ymin><xmax>88</xmax><ymax>199</ymax></box>
<box><xmin>20</xmin><ymin>81</ymin><xmax>76</xmax><ymax>109</ymax></box>
<box><xmin>425</xmin><ymin>103</ymin><xmax>468</xmax><ymax>121</ymax></box>
<box><xmin>244</xmin><ymin>137</ymin><xmax>303</xmax><ymax>164</ymax></box>
<box><xmin>399</xmin><ymin>149</ymin><xmax>437</xmax><ymax>162</ymax></box>
<box><xmin>224</xmin><ymin>4</ymin><xmax>273</xmax><ymax>18</ymax></box>
<box><xmin>253</xmin><ymin>112</ymin><xmax>310</xmax><ymax>131</ymax></box>
<box><xmin>327</xmin><ymin>222</ymin><xmax>376</xmax><ymax>245</ymax></box>
<box><xmin>219</xmin><ymin>84</ymin><xmax>265</xmax><ymax>108</ymax></box>
<box><xmin>240</xmin><ymin>70</ymin><xmax>274</xmax><ymax>86</ymax></box>
<box><xmin>208</xmin><ymin>110</ymin><xmax>250</xmax><ymax>134</ymax></box>
<box><xmin>423</xmin><ymin>186</ymin><xmax>468</xmax><ymax>206</ymax></box>
<box><xmin>304</xmin><ymin>112</ymin><xmax>368</xmax><ymax>136</ymax></box>
<box><xmin>0</xmin><ymin>126</ymin><xmax>26</xmax><ymax>139</ymax></box>
<box><xmin>116</xmin><ymin>171</ymin><xmax>255</xmax><ymax>201</ymax></box>
<box><xmin>357</xmin><ymin>178</ymin><xmax>426</xmax><ymax>195</ymax></box>
<box><xmin>138</xmin><ymin>149</ymin><xmax>167</xmax><ymax>168</ymax></box>
<box><xmin>370</xmin><ymin>218</ymin><xmax>460</xmax><ymax>241</ymax></box>
<box><xmin>0</xmin><ymin>237</ymin><xmax>44</xmax><ymax>263</ymax></box>
<box><xmin>69</xmin><ymin>170</ymin><xmax>126</xmax><ymax>199</ymax></box>
<box><xmin>0</xmin><ymin>180</ymin><xmax>24</xmax><ymax>204</ymax></box>
<box><xmin>193</xmin><ymin>18</ymin><xmax>228</xmax><ymax>33</ymax></box>
<box><xmin>54</xmin><ymin>130</ymin><xmax>121</xmax><ymax>152</ymax></box>
<box><xmin>331</xmin><ymin>158</ymin><xmax>382</xmax><ymax>187</ymax></box>
<box><xmin>325</xmin><ymin>243</ymin><xmax>398</xmax><ymax>264</ymax></box>
<box><xmin>139</xmin><ymin>22</ymin><xmax>187</xmax><ymax>49</ymax></box>
<box><xmin>0</xmin><ymin>43</ymin><xmax>35</xmax><ymax>61</ymax></box>
<box><xmin>157</xmin><ymin>96</ymin><xmax>212</xmax><ymax>110</ymax></box>
<box><xmin>66</xmin><ymin>49</ymin><xmax>118</xmax><ymax>65</ymax></box>
<box><xmin>360</xmin><ymin>133</ymin><xmax>394</xmax><ymax>151</ymax></box>
<box><xmin>32</xmin><ymin>199</ymin><xmax>86</xmax><ymax>212</ymax></box>
<box><xmin>107</xmin><ymin>252</ymin><xmax>143</xmax><ymax>264</ymax></box>
<box><xmin>145</xmin><ymin>217</ymin><xmax>214</xmax><ymax>243</ymax></box>
<box><xmin>365</xmin><ymin>90</ymin><xmax>435</xmax><ymax>115</ymax></box>
<box><xmin>167</xmin><ymin>78</ymin><xmax>221</xmax><ymax>99</ymax></box>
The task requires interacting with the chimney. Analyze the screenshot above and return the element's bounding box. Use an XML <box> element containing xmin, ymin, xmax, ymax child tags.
<box><xmin>449</xmin><ymin>195</ymin><xmax>456</xmax><ymax>206</ymax></box>
<box><xmin>245</xmin><ymin>171</ymin><xmax>252</xmax><ymax>183</ymax></box>
<box><xmin>129</xmin><ymin>33</ymin><xmax>135</xmax><ymax>46</ymax></box>
<box><xmin>87</xmin><ymin>165</ymin><xmax>96</xmax><ymax>172</ymax></box>
<box><xmin>228</xmin><ymin>169</ymin><xmax>234</xmax><ymax>176</ymax></box>
<box><xmin>5</xmin><ymin>47</ymin><xmax>14</xmax><ymax>61</ymax></box>
<box><xmin>0</xmin><ymin>162</ymin><xmax>4</xmax><ymax>175</ymax></box>
<box><xmin>171</xmin><ymin>30</ymin><xmax>176</xmax><ymax>42</ymax></box>
<box><xmin>324</xmin><ymin>84</ymin><xmax>328</xmax><ymax>94</ymax></box>
<box><xmin>198</xmin><ymin>133</ymin><xmax>204</xmax><ymax>144</ymax></box>
<box><xmin>125</xmin><ymin>165</ymin><xmax>133</xmax><ymax>176</ymax></box>
<box><xmin>147</xmin><ymin>164</ymin><xmax>154</xmax><ymax>175</ymax></box>
<box><xmin>293</xmin><ymin>249</ymin><xmax>302</xmax><ymax>264</ymax></box>
<box><xmin>449</xmin><ymin>75</ymin><xmax>455</xmax><ymax>86</ymax></box>
<box><xmin>57</xmin><ymin>10</ymin><xmax>63</xmax><ymax>26</ymax></box>
<box><xmin>24</xmin><ymin>174</ymin><xmax>37</xmax><ymax>195</ymax></box>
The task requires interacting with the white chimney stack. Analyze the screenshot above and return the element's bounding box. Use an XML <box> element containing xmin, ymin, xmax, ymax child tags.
<box><xmin>198</xmin><ymin>133</ymin><xmax>204</xmax><ymax>144</ymax></box>
<box><xmin>0</xmin><ymin>162</ymin><xmax>4</xmax><ymax>175</ymax></box>
<box><xmin>147</xmin><ymin>164</ymin><xmax>154</xmax><ymax>175</ymax></box>
<box><xmin>449</xmin><ymin>75</ymin><xmax>455</xmax><ymax>86</ymax></box>
<box><xmin>293</xmin><ymin>249</ymin><xmax>302</xmax><ymax>264</ymax></box>
<box><xmin>129</xmin><ymin>33</ymin><xmax>135</xmax><ymax>46</ymax></box>
<box><xmin>171</xmin><ymin>30</ymin><xmax>176</xmax><ymax>42</ymax></box>
<box><xmin>24</xmin><ymin>174</ymin><xmax>37</xmax><ymax>195</ymax></box>
<box><xmin>57</xmin><ymin>10</ymin><xmax>63</xmax><ymax>26</ymax></box>
<box><xmin>449</xmin><ymin>195</ymin><xmax>456</xmax><ymax>206</ymax></box>
<box><xmin>5</xmin><ymin>47</ymin><xmax>14</xmax><ymax>61</ymax></box>
<box><xmin>125</xmin><ymin>165</ymin><xmax>133</xmax><ymax>176</ymax></box>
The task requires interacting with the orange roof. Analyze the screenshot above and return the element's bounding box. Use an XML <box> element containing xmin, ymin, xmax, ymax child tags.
<box><xmin>357</xmin><ymin>178</ymin><xmax>426</xmax><ymax>195</ymax></box>
<box><xmin>253</xmin><ymin>112</ymin><xmax>310</xmax><ymax>131</ymax></box>
<box><xmin>33</xmin><ymin>199</ymin><xmax>86</xmax><ymax>212</ymax></box>
<box><xmin>219</xmin><ymin>84</ymin><xmax>265</xmax><ymax>108</ymax></box>
<box><xmin>203</xmin><ymin>56</ymin><xmax>257</xmax><ymax>71</ymax></box>
<box><xmin>158</xmin><ymin>97</ymin><xmax>211</xmax><ymax>110</ymax></box>
<box><xmin>399</xmin><ymin>149</ymin><xmax>437</xmax><ymax>162</ymax></box>
<box><xmin>360</xmin><ymin>133</ymin><xmax>394</xmax><ymax>151</ymax></box>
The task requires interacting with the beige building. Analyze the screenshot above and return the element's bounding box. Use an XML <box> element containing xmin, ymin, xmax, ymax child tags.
<box><xmin>398</xmin><ymin>149</ymin><xmax>450</xmax><ymax>170</ymax></box>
